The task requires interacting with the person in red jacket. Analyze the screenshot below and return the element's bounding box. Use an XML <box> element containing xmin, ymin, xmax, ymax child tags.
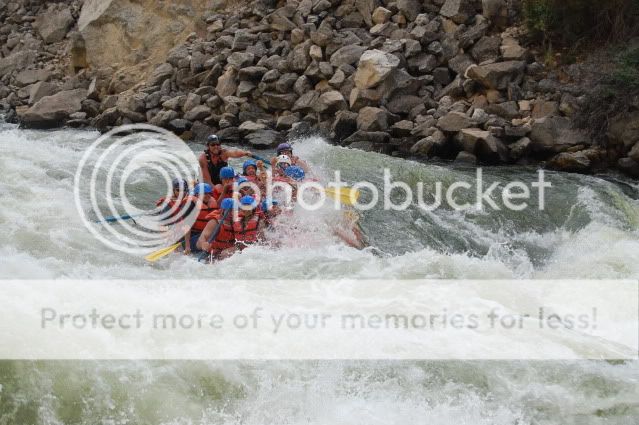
<box><xmin>182</xmin><ymin>183</ymin><xmax>217</xmax><ymax>255</ymax></box>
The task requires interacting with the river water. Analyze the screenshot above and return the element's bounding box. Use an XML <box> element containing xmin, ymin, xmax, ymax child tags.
<box><xmin>0</xmin><ymin>122</ymin><xmax>638</xmax><ymax>424</ymax></box>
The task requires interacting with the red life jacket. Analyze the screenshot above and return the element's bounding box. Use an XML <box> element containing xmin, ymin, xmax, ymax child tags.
<box><xmin>233</xmin><ymin>212</ymin><xmax>263</xmax><ymax>246</ymax></box>
<box><xmin>204</xmin><ymin>209</ymin><xmax>235</xmax><ymax>251</ymax></box>
<box><xmin>187</xmin><ymin>197</ymin><xmax>216</xmax><ymax>233</ymax></box>
<box><xmin>156</xmin><ymin>197</ymin><xmax>187</xmax><ymax>225</ymax></box>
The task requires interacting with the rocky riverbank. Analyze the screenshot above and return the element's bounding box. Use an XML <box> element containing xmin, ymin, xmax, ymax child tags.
<box><xmin>1</xmin><ymin>0</ymin><xmax>638</xmax><ymax>177</ymax></box>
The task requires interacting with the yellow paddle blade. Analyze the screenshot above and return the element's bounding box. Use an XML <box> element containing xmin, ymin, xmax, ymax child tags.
<box><xmin>144</xmin><ymin>242</ymin><xmax>181</xmax><ymax>262</ymax></box>
<box><xmin>324</xmin><ymin>187</ymin><xmax>360</xmax><ymax>205</ymax></box>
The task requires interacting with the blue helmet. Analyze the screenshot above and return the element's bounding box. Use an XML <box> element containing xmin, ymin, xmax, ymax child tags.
<box><xmin>191</xmin><ymin>183</ymin><xmax>212</xmax><ymax>195</ymax></box>
<box><xmin>237</xmin><ymin>176</ymin><xmax>249</xmax><ymax>185</ymax></box>
<box><xmin>277</xmin><ymin>142</ymin><xmax>292</xmax><ymax>155</ymax></box>
<box><xmin>220</xmin><ymin>198</ymin><xmax>235</xmax><ymax>210</ymax></box>
<box><xmin>219</xmin><ymin>166</ymin><xmax>235</xmax><ymax>180</ymax></box>
<box><xmin>243</xmin><ymin>159</ymin><xmax>257</xmax><ymax>174</ymax></box>
<box><xmin>285</xmin><ymin>165</ymin><xmax>305</xmax><ymax>181</ymax></box>
<box><xmin>172</xmin><ymin>178</ymin><xmax>187</xmax><ymax>190</ymax></box>
<box><xmin>239</xmin><ymin>195</ymin><xmax>257</xmax><ymax>208</ymax></box>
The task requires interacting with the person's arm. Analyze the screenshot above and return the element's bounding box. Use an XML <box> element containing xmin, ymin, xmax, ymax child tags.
<box><xmin>184</xmin><ymin>229</ymin><xmax>192</xmax><ymax>255</ymax></box>
<box><xmin>198</xmin><ymin>153</ymin><xmax>212</xmax><ymax>185</ymax></box>
<box><xmin>295</xmin><ymin>157</ymin><xmax>310</xmax><ymax>173</ymax></box>
<box><xmin>223</xmin><ymin>149</ymin><xmax>252</xmax><ymax>160</ymax></box>
<box><xmin>197</xmin><ymin>218</ymin><xmax>219</xmax><ymax>252</ymax></box>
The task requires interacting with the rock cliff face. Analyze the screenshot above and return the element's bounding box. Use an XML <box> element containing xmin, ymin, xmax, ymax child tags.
<box><xmin>0</xmin><ymin>0</ymin><xmax>637</xmax><ymax>177</ymax></box>
<box><xmin>78</xmin><ymin>0</ymin><xmax>214</xmax><ymax>92</ymax></box>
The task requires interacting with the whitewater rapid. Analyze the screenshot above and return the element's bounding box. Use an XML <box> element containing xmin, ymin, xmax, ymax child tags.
<box><xmin>1</xmin><ymin>123</ymin><xmax>638</xmax><ymax>424</ymax></box>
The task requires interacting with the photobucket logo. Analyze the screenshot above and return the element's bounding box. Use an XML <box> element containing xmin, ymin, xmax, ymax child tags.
<box><xmin>266</xmin><ymin>168</ymin><xmax>551</xmax><ymax>212</ymax></box>
<box><xmin>74</xmin><ymin>124</ymin><xmax>200</xmax><ymax>254</ymax></box>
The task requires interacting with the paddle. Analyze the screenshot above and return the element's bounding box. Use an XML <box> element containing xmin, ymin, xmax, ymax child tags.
<box><xmin>197</xmin><ymin>207</ymin><xmax>233</xmax><ymax>263</ymax></box>
<box><xmin>96</xmin><ymin>211</ymin><xmax>149</xmax><ymax>224</ymax></box>
<box><xmin>144</xmin><ymin>242</ymin><xmax>182</xmax><ymax>262</ymax></box>
<box><xmin>324</xmin><ymin>187</ymin><xmax>361</xmax><ymax>206</ymax></box>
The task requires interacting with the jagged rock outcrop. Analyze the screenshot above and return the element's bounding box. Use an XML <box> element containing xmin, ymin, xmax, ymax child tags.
<box><xmin>0</xmin><ymin>0</ymin><xmax>632</xmax><ymax>176</ymax></box>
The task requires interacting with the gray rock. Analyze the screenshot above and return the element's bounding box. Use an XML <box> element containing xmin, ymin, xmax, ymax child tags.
<box><xmin>239</xmin><ymin>66</ymin><xmax>268</xmax><ymax>81</ymax></box>
<box><xmin>354</xmin><ymin>49</ymin><xmax>400</xmax><ymax>89</ymax></box>
<box><xmin>294</xmin><ymin>75</ymin><xmax>313</xmax><ymax>95</ymax></box>
<box><xmin>34</xmin><ymin>6</ymin><xmax>74</xmax><ymax>43</ymax></box>
<box><xmin>357</xmin><ymin>106</ymin><xmax>388</xmax><ymax>131</ymax></box>
<box><xmin>437</xmin><ymin>111</ymin><xmax>472</xmax><ymax>132</ymax></box>
<box><xmin>455</xmin><ymin>151</ymin><xmax>477</xmax><ymax>164</ymax></box>
<box><xmin>397</xmin><ymin>0</ymin><xmax>421</xmax><ymax>21</ymax></box>
<box><xmin>168</xmin><ymin>119</ymin><xmax>192</xmax><ymax>133</ymax></box>
<box><xmin>233</xmin><ymin>31</ymin><xmax>258</xmax><ymax>51</ymax></box>
<box><xmin>332</xmin><ymin>110</ymin><xmax>359</xmax><ymax>141</ymax></box>
<box><xmin>448</xmin><ymin>53</ymin><xmax>475</xmax><ymax>76</ymax></box>
<box><xmin>28</xmin><ymin>82</ymin><xmax>59</xmax><ymax>105</ymax></box>
<box><xmin>617</xmin><ymin>157</ymin><xmax>639</xmax><ymax>178</ymax></box>
<box><xmin>93</xmin><ymin>107</ymin><xmax>121</xmax><ymax>130</ymax></box>
<box><xmin>245</xmin><ymin>129</ymin><xmax>282</xmax><ymax>148</ymax></box>
<box><xmin>227</xmin><ymin>52</ymin><xmax>255</xmax><ymax>68</ymax></box>
<box><xmin>148</xmin><ymin>63</ymin><xmax>174</xmax><ymax>86</ymax></box>
<box><xmin>471</xmin><ymin>36</ymin><xmax>501</xmax><ymax>63</ymax></box>
<box><xmin>330</xmin><ymin>45</ymin><xmax>367</xmax><ymax>67</ymax></box>
<box><xmin>184</xmin><ymin>105</ymin><xmax>211</xmax><ymax>121</ymax></box>
<box><xmin>486</xmin><ymin>101</ymin><xmax>520</xmax><ymax>119</ymax></box>
<box><xmin>410</xmin><ymin>136</ymin><xmax>445</xmax><ymax>157</ymax></box>
<box><xmin>439</xmin><ymin>0</ymin><xmax>471</xmax><ymax>23</ymax></box>
<box><xmin>314</xmin><ymin>90</ymin><xmax>347</xmax><ymax>114</ymax></box>
<box><xmin>260</xmin><ymin>92</ymin><xmax>297</xmax><ymax>110</ymax></box>
<box><xmin>15</xmin><ymin>69</ymin><xmax>51</xmax><ymax>87</ymax></box>
<box><xmin>508</xmin><ymin>137</ymin><xmax>531</xmax><ymax>161</ymax></box>
<box><xmin>356</xmin><ymin>0</ymin><xmax>379</xmax><ymax>27</ymax></box>
<box><xmin>216</xmin><ymin>68</ymin><xmax>238</xmax><ymax>97</ymax></box>
<box><xmin>275</xmin><ymin>73</ymin><xmax>298</xmax><ymax>93</ymax></box>
<box><xmin>407</xmin><ymin>53</ymin><xmax>437</xmax><ymax>74</ymax></box>
<box><xmin>162</xmin><ymin>95</ymin><xmax>186</xmax><ymax>111</ymax></box>
<box><xmin>344</xmin><ymin>130</ymin><xmax>390</xmax><ymax>144</ymax></box>
<box><xmin>18</xmin><ymin>89</ymin><xmax>87</xmax><ymax>128</ymax></box>
<box><xmin>629</xmin><ymin>142</ymin><xmax>639</xmax><ymax>162</ymax></box>
<box><xmin>548</xmin><ymin>151</ymin><xmax>592</xmax><ymax>173</ymax></box>
<box><xmin>276</xmin><ymin>114</ymin><xmax>300</xmax><ymax>130</ymax></box>
<box><xmin>391</xmin><ymin>120</ymin><xmax>414</xmax><ymax>137</ymax></box>
<box><xmin>237</xmin><ymin>81</ymin><xmax>256</xmax><ymax>97</ymax></box>
<box><xmin>466</xmin><ymin>61</ymin><xmax>526</xmax><ymax>90</ymax></box>
<box><xmin>530</xmin><ymin>116</ymin><xmax>589</xmax><ymax>153</ymax></box>
<box><xmin>0</xmin><ymin>51</ymin><xmax>37</xmax><ymax>77</ymax></box>
<box><xmin>387</xmin><ymin>95</ymin><xmax>423</xmax><ymax>115</ymax></box>
<box><xmin>183</xmin><ymin>94</ymin><xmax>202</xmax><ymax>112</ymax></box>
<box><xmin>292</xmin><ymin>91</ymin><xmax>319</xmax><ymax>112</ymax></box>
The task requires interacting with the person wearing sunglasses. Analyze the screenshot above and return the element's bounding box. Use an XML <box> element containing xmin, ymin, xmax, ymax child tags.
<box><xmin>198</xmin><ymin>134</ymin><xmax>253</xmax><ymax>185</ymax></box>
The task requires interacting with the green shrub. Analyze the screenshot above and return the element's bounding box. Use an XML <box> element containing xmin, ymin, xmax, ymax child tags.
<box><xmin>523</xmin><ymin>0</ymin><xmax>639</xmax><ymax>45</ymax></box>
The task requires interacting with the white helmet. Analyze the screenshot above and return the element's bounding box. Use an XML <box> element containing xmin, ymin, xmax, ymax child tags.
<box><xmin>276</xmin><ymin>154</ymin><xmax>291</xmax><ymax>166</ymax></box>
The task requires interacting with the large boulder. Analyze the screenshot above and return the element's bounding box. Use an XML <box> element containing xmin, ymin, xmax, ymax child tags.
<box><xmin>437</xmin><ymin>111</ymin><xmax>473</xmax><ymax>132</ymax></box>
<box><xmin>245</xmin><ymin>129</ymin><xmax>282</xmax><ymax>148</ymax></box>
<box><xmin>330</xmin><ymin>45</ymin><xmax>367</xmax><ymax>67</ymax></box>
<box><xmin>529</xmin><ymin>116</ymin><xmax>589</xmax><ymax>154</ymax></box>
<box><xmin>607</xmin><ymin>111</ymin><xmax>639</xmax><ymax>149</ymax></box>
<box><xmin>34</xmin><ymin>6</ymin><xmax>74</xmax><ymax>44</ymax></box>
<box><xmin>466</xmin><ymin>61</ymin><xmax>526</xmax><ymax>90</ymax></box>
<box><xmin>78</xmin><ymin>0</ymin><xmax>211</xmax><ymax>90</ymax></box>
<box><xmin>548</xmin><ymin>151</ymin><xmax>592</xmax><ymax>173</ymax></box>
<box><xmin>216</xmin><ymin>68</ymin><xmax>238</xmax><ymax>98</ymax></box>
<box><xmin>0</xmin><ymin>51</ymin><xmax>37</xmax><ymax>77</ymax></box>
<box><xmin>18</xmin><ymin>89</ymin><xmax>87</xmax><ymax>128</ymax></box>
<box><xmin>457</xmin><ymin>128</ymin><xmax>508</xmax><ymax>164</ymax></box>
<box><xmin>314</xmin><ymin>91</ymin><xmax>347</xmax><ymax>114</ymax></box>
<box><xmin>357</xmin><ymin>106</ymin><xmax>388</xmax><ymax>131</ymax></box>
<box><xmin>354</xmin><ymin>49</ymin><xmax>400</xmax><ymax>89</ymax></box>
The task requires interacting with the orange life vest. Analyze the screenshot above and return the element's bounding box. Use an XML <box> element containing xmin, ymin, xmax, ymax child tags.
<box><xmin>233</xmin><ymin>212</ymin><xmax>262</xmax><ymax>246</ymax></box>
<box><xmin>204</xmin><ymin>209</ymin><xmax>235</xmax><ymax>251</ymax></box>
<box><xmin>186</xmin><ymin>197</ymin><xmax>216</xmax><ymax>233</ymax></box>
